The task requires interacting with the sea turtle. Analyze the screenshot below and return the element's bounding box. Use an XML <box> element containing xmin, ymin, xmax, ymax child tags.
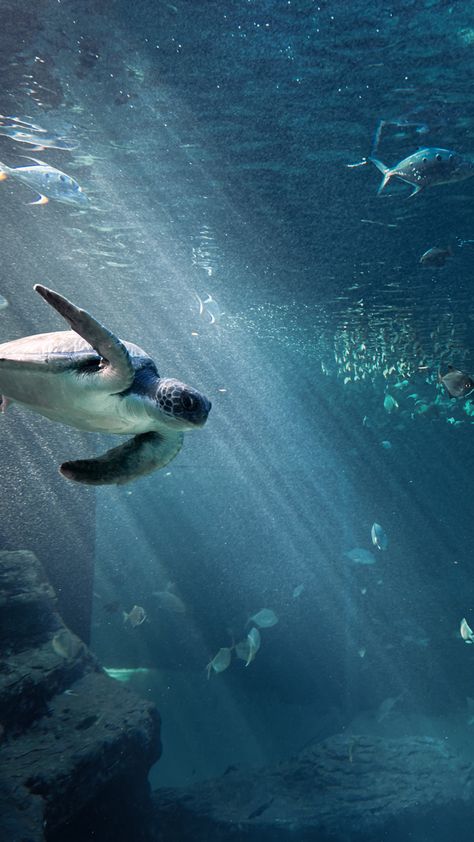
<box><xmin>0</xmin><ymin>285</ymin><xmax>211</xmax><ymax>485</ymax></box>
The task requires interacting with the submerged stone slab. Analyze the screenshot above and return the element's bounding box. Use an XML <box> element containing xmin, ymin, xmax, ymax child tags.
<box><xmin>153</xmin><ymin>732</ymin><xmax>474</xmax><ymax>841</ymax></box>
<box><xmin>0</xmin><ymin>550</ymin><xmax>161</xmax><ymax>841</ymax></box>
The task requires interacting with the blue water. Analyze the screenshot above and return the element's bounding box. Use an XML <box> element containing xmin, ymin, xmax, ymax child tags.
<box><xmin>3</xmin><ymin>0</ymin><xmax>474</xmax><ymax>837</ymax></box>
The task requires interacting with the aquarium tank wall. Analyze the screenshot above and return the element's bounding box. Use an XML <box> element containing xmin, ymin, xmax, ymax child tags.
<box><xmin>2</xmin><ymin>1</ymin><xmax>474</xmax><ymax>840</ymax></box>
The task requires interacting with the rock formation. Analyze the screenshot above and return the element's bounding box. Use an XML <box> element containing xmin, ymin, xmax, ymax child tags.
<box><xmin>0</xmin><ymin>550</ymin><xmax>161</xmax><ymax>841</ymax></box>
<box><xmin>153</xmin><ymin>731</ymin><xmax>474</xmax><ymax>841</ymax></box>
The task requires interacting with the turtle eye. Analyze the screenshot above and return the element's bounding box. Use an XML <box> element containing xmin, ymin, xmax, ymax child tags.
<box><xmin>182</xmin><ymin>394</ymin><xmax>194</xmax><ymax>411</ymax></box>
<box><xmin>60</xmin><ymin>174</ymin><xmax>66</xmax><ymax>182</ymax></box>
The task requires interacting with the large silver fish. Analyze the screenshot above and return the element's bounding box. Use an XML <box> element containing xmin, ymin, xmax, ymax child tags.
<box><xmin>0</xmin><ymin>156</ymin><xmax>87</xmax><ymax>205</ymax></box>
<box><xmin>369</xmin><ymin>147</ymin><xmax>474</xmax><ymax>197</ymax></box>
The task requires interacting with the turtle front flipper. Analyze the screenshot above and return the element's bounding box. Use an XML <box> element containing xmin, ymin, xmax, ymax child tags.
<box><xmin>34</xmin><ymin>285</ymin><xmax>134</xmax><ymax>394</ymax></box>
<box><xmin>59</xmin><ymin>430</ymin><xmax>184</xmax><ymax>485</ymax></box>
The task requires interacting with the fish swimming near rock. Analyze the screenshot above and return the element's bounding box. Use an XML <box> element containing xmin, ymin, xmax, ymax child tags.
<box><xmin>0</xmin><ymin>157</ymin><xmax>87</xmax><ymax>205</ymax></box>
<box><xmin>371</xmin><ymin>522</ymin><xmax>388</xmax><ymax>551</ymax></box>
<box><xmin>376</xmin><ymin>692</ymin><xmax>405</xmax><ymax>723</ymax></box>
<box><xmin>369</xmin><ymin>147</ymin><xmax>474</xmax><ymax>197</ymax></box>
<box><xmin>104</xmin><ymin>667</ymin><xmax>152</xmax><ymax>683</ymax></box>
<box><xmin>52</xmin><ymin>628</ymin><xmax>85</xmax><ymax>660</ymax></box>
<box><xmin>438</xmin><ymin>366</ymin><xmax>474</xmax><ymax>398</ymax></box>
<box><xmin>419</xmin><ymin>246</ymin><xmax>453</xmax><ymax>268</ymax></box>
<box><xmin>123</xmin><ymin>605</ymin><xmax>147</xmax><ymax>627</ymax></box>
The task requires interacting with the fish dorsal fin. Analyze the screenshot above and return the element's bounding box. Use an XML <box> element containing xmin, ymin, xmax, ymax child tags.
<box><xmin>30</xmin><ymin>194</ymin><xmax>49</xmax><ymax>205</ymax></box>
<box><xmin>19</xmin><ymin>155</ymin><xmax>50</xmax><ymax>167</ymax></box>
<box><xmin>34</xmin><ymin>285</ymin><xmax>135</xmax><ymax>393</ymax></box>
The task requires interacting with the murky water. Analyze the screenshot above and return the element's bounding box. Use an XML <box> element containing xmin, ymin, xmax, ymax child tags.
<box><xmin>2</xmin><ymin>1</ymin><xmax>474</xmax><ymax>838</ymax></box>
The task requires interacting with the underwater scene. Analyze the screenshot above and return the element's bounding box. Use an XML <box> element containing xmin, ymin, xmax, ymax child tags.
<box><xmin>3</xmin><ymin>0</ymin><xmax>474</xmax><ymax>840</ymax></box>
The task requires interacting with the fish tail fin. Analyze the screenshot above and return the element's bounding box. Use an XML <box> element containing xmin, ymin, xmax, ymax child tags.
<box><xmin>0</xmin><ymin>161</ymin><xmax>9</xmax><ymax>181</ymax></box>
<box><xmin>29</xmin><ymin>194</ymin><xmax>48</xmax><ymax>205</ymax></box>
<box><xmin>368</xmin><ymin>157</ymin><xmax>392</xmax><ymax>194</ymax></box>
<box><xmin>122</xmin><ymin>611</ymin><xmax>128</xmax><ymax>623</ymax></box>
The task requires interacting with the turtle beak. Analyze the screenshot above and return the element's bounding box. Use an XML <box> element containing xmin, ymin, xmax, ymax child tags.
<box><xmin>193</xmin><ymin>396</ymin><xmax>211</xmax><ymax>426</ymax></box>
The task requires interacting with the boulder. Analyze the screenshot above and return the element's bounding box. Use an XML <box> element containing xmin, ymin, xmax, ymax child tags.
<box><xmin>0</xmin><ymin>550</ymin><xmax>161</xmax><ymax>841</ymax></box>
<box><xmin>153</xmin><ymin>732</ymin><xmax>474</xmax><ymax>841</ymax></box>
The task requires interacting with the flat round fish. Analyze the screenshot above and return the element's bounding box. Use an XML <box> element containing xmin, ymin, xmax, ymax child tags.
<box><xmin>344</xmin><ymin>547</ymin><xmax>376</xmax><ymax>565</ymax></box>
<box><xmin>439</xmin><ymin>366</ymin><xmax>474</xmax><ymax>398</ymax></box>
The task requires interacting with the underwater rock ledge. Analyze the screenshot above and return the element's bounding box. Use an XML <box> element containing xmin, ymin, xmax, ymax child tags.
<box><xmin>0</xmin><ymin>550</ymin><xmax>161</xmax><ymax>841</ymax></box>
<box><xmin>152</xmin><ymin>732</ymin><xmax>474</xmax><ymax>841</ymax></box>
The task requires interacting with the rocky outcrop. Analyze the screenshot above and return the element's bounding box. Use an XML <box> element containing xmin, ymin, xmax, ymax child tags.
<box><xmin>0</xmin><ymin>550</ymin><xmax>161</xmax><ymax>841</ymax></box>
<box><xmin>153</xmin><ymin>732</ymin><xmax>474</xmax><ymax>841</ymax></box>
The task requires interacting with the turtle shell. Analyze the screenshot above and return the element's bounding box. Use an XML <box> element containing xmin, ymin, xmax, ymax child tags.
<box><xmin>0</xmin><ymin>330</ymin><xmax>154</xmax><ymax>373</ymax></box>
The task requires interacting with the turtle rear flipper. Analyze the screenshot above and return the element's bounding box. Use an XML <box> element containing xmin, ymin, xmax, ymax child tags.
<box><xmin>59</xmin><ymin>430</ymin><xmax>184</xmax><ymax>485</ymax></box>
<box><xmin>34</xmin><ymin>284</ymin><xmax>134</xmax><ymax>393</ymax></box>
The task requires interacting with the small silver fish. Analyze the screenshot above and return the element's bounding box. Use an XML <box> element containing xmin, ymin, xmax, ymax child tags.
<box><xmin>247</xmin><ymin>608</ymin><xmax>278</xmax><ymax>629</ymax></box>
<box><xmin>123</xmin><ymin>605</ymin><xmax>147</xmax><ymax>628</ymax></box>
<box><xmin>244</xmin><ymin>627</ymin><xmax>261</xmax><ymax>666</ymax></box>
<box><xmin>371</xmin><ymin>522</ymin><xmax>388</xmax><ymax>551</ymax></box>
<box><xmin>52</xmin><ymin>628</ymin><xmax>84</xmax><ymax>659</ymax></box>
<box><xmin>194</xmin><ymin>291</ymin><xmax>223</xmax><ymax>325</ymax></box>
<box><xmin>369</xmin><ymin>147</ymin><xmax>474</xmax><ymax>197</ymax></box>
<box><xmin>0</xmin><ymin>156</ymin><xmax>87</xmax><ymax>206</ymax></box>
<box><xmin>206</xmin><ymin>647</ymin><xmax>232</xmax><ymax>678</ymax></box>
<box><xmin>419</xmin><ymin>246</ymin><xmax>453</xmax><ymax>268</ymax></box>
<box><xmin>235</xmin><ymin>627</ymin><xmax>261</xmax><ymax>667</ymax></box>
<box><xmin>460</xmin><ymin>617</ymin><xmax>474</xmax><ymax>643</ymax></box>
<box><xmin>383</xmin><ymin>394</ymin><xmax>398</xmax><ymax>413</ymax></box>
<box><xmin>438</xmin><ymin>366</ymin><xmax>474</xmax><ymax>398</ymax></box>
<box><xmin>0</xmin><ymin>125</ymin><xmax>77</xmax><ymax>151</ymax></box>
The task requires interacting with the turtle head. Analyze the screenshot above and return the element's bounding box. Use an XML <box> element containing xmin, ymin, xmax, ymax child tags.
<box><xmin>155</xmin><ymin>378</ymin><xmax>211</xmax><ymax>429</ymax></box>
